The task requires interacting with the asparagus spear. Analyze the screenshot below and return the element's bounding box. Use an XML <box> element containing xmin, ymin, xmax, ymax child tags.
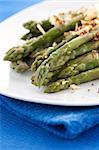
<box><xmin>58</xmin><ymin>50</ymin><xmax>99</xmax><ymax>78</ymax></box>
<box><xmin>10</xmin><ymin>56</ymin><xmax>36</xmax><ymax>73</ymax></box>
<box><xmin>23</xmin><ymin>20</ymin><xmax>36</xmax><ymax>30</ymax></box>
<box><xmin>22</xmin><ymin>19</ymin><xmax>54</xmax><ymax>40</ymax></box>
<box><xmin>31</xmin><ymin>73</ymin><xmax>38</xmax><ymax>86</ymax></box>
<box><xmin>31</xmin><ymin>31</ymin><xmax>79</xmax><ymax>72</ymax></box>
<box><xmin>27</xmin><ymin>33</ymin><xmax>65</xmax><ymax>58</ymax></box>
<box><xmin>4</xmin><ymin>15</ymin><xmax>84</xmax><ymax>61</ymax></box>
<box><xmin>31</xmin><ymin>26</ymin><xmax>98</xmax><ymax>72</ymax></box>
<box><xmin>23</xmin><ymin>19</ymin><xmax>53</xmax><ymax>33</ymax></box>
<box><xmin>31</xmin><ymin>40</ymin><xmax>99</xmax><ymax>85</ymax></box>
<box><xmin>44</xmin><ymin>67</ymin><xmax>99</xmax><ymax>93</ymax></box>
<box><xmin>10</xmin><ymin>60</ymin><xmax>30</xmax><ymax>73</ymax></box>
<box><xmin>21</xmin><ymin>32</ymin><xmax>34</xmax><ymax>40</ymax></box>
<box><xmin>35</xmin><ymin>27</ymin><xmax>99</xmax><ymax>86</ymax></box>
<box><xmin>10</xmin><ymin>34</ymin><xmax>65</xmax><ymax>73</ymax></box>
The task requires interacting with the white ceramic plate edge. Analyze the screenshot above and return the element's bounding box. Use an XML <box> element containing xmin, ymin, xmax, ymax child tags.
<box><xmin>0</xmin><ymin>0</ymin><xmax>99</xmax><ymax>106</ymax></box>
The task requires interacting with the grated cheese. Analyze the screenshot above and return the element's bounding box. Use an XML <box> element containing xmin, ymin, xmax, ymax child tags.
<box><xmin>37</xmin><ymin>24</ymin><xmax>46</xmax><ymax>35</ymax></box>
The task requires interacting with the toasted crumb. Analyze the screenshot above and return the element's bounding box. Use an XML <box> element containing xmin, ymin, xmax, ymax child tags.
<box><xmin>52</xmin><ymin>42</ymin><xmax>57</xmax><ymax>47</ymax></box>
<box><xmin>50</xmin><ymin>15</ymin><xmax>65</xmax><ymax>26</ymax></box>
<box><xmin>59</xmin><ymin>12</ymin><xmax>65</xmax><ymax>16</ymax></box>
<box><xmin>91</xmin><ymin>83</ymin><xmax>94</xmax><ymax>86</ymax></box>
<box><xmin>92</xmin><ymin>50</ymin><xmax>99</xmax><ymax>59</ymax></box>
<box><xmin>62</xmin><ymin>80</ymin><xmax>69</xmax><ymax>85</ymax></box>
<box><xmin>50</xmin><ymin>6</ymin><xmax>99</xmax><ymax>29</ymax></box>
<box><xmin>94</xmin><ymin>34</ymin><xmax>99</xmax><ymax>41</ymax></box>
<box><xmin>75</xmin><ymin>23</ymin><xmax>79</xmax><ymax>31</ymax></box>
<box><xmin>85</xmin><ymin>7</ymin><xmax>97</xmax><ymax>21</ymax></box>
<box><xmin>64</xmin><ymin>32</ymin><xmax>70</xmax><ymax>37</ymax></box>
<box><xmin>70</xmin><ymin>84</ymin><xmax>79</xmax><ymax>90</ymax></box>
<box><xmin>44</xmin><ymin>55</ymin><xmax>48</xmax><ymax>59</ymax></box>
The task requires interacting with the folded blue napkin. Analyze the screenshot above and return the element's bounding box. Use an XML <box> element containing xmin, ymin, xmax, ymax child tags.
<box><xmin>1</xmin><ymin>95</ymin><xmax>99</xmax><ymax>139</ymax></box>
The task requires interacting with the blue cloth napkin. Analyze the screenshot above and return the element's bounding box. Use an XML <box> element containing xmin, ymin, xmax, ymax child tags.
<box><xmin>1</xmin><ymin>95</ymin><xmax>99</xmax><ymax>139</ymax></box>
<box><xmin>1</xmin><ymin>105</ymin><xmax>99</xmax><ymax>150</ymax></box>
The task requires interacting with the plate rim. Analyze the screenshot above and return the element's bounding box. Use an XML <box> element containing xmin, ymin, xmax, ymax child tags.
<box><xmin>1</xmin><ymin>91</ymin><xmax>99</xmax><ymax>106</ymax></box>
<box><xmin>0</xmin><ymin>0</ymin><xmax>99</xmax><ymax>106</ymax></box>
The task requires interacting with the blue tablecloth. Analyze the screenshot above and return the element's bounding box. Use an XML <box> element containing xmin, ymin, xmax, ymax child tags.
<box><xmin>1</xmin><ymin>1</ymin><xmax>99</xmax><ymax>150</ymax></box>
<box><xmin>0</xmin><ymin>0</ymin><xmax>41</xmax><ymax>22</ymax></box>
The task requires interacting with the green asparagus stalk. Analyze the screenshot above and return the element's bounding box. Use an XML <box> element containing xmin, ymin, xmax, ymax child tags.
<box><xmin>35</xmin><ymin>27</ymin><xmax>99</xmax><ymax>86</ymax></box>
<box><xmin>10</xmin><ymin>60</ymin><xmax>30</xmax><ymax>73</ymax></box>
<box><xmin>31</xmin><ymin>40</ymin><xmax>99</xmax><ymax>85</ymax></box>
<box><xmin>4</xmin><ymin>15</ymin><xmax>84</xmax><ymax>61</ymax></box>
<box><xmin>10</xmin><ymin>34</ymin><xmax>65</xmax><ymax>73</ymax></box>
<box><xmin>10</xmin><ymin>55</ymin><xmax>36</xmax><ymax>73</ymax></box>
<box><xmin>23</xmin><ymin>20</ymin><xmax>36</xmax><ymax>30</ymax></box>
<box><xmin>58</xmin><ymin>50</ymin><xmax>99</xmax><ymax>78</ymax></box>
<box><xmin>22</xmin><ymin>19</ymin><xmax>54</xmax><ymax>40</ymax></box>
<box><xmin>27</xmin><ymin>33</ymin><xmax>65</xmax><ymax>58</ymax></box>
<box><xmin>23</xmin><ymin>19</ymin><xmax>53</xmax><ymax>33</ymax></box>
<box><xmin>21</xmin><ymin>32</ymin><xmax>34</xmax><ymax>40</ymax></box>
<box><xmin>31</xmin><ymin>73</ymin><xmax>38</xmax><ymax>86</ymax></box>
<box><xmin>30</xmin><ymin>32</ymin><xmax>75</xmax><ymax>59</ymax></box>
<box><xmin>44</xmin><ymin>67</ymin><xmax>99</xmax><ymax>93</ymax></box>
<box><xmin>31</xmin><ymin>31</ymin><xmax>79</xmax><ymax>72</ymax></box>
<box><xmin>31</xmin><ymin>26</ymin><xmax>98</xmax><ymax>72</ymax></box>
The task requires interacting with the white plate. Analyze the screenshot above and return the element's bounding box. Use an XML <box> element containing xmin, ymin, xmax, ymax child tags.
<box><xmin>0</xmin><ymin>0</ymin><xmax>99</xmax><ymax>106</ymax></box>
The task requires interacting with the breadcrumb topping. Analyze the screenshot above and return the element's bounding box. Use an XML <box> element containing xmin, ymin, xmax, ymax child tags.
<box><xmin>50</xmin><ymin>5</ymin><xmax>99</xmax><ymax>37</ymax></box>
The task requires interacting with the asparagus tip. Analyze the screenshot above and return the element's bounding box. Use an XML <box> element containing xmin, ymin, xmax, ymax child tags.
<box><xmin>4</xmin><ymin>55</ymin><xmax>9</xmax><ymax>61</ymax></box>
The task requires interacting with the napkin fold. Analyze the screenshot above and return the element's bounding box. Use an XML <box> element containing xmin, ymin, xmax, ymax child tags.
<box><xmin>1</xmin><ymin>95</ymin><xmax>99</xmax><ymax>139</ymax></box>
